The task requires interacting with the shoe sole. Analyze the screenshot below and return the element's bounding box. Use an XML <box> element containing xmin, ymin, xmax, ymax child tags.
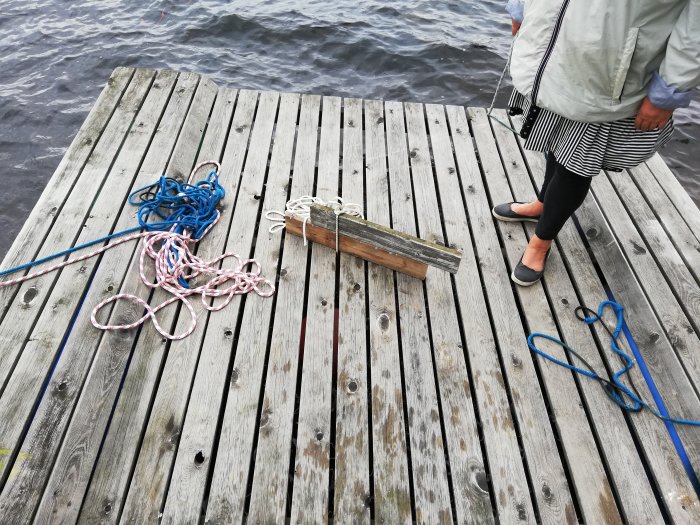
<box><xmin>511</xmin><ymin>271</ymin><xmax>541</xmax><ymax>287</ymax></box>
<box><xmin>491</xmin><ymin>209</ymin><xmax>540</xmax><ymax>223</ymax></box>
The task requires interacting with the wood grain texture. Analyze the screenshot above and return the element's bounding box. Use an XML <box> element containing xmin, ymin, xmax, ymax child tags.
<box><xmin>0</xmin><ymin>69</ymin><xmax>154</xmax><ymax>399</ymax></box>
<box><xmin>512</xmin><ymin>117</ymin><xmax>700</xmax><ymax>523</ymax></box>
<box><xmin>77</xmin><ymin>84</ymin><xmax>239</xmax><ymax>525</ymax></box>
<box><xmin>203</xmin><ymin>92</ymin><xmax>300</xmax><ymax>524</ymax></box>
<box><xmin>332</xmin><ymin>97</ymin><xmax>370</xmax><ymax>522</ymax></box>
<box><xmin>628</xmin><ymin>163</ymin><xmax>700</xmax><ymax>285</ymax></box>
<box><xmin>246</xmin><ymin>94</ymin><xmax>320</xmax><ymax>523</ymax></box>
<box><xmin>290</xmin><ymin>95</ymin><xmax>342</xmax><ymax>524</ymax></box>
<box><xmin>158</xmin><ymin>90</ymin><xmax>282</xmax><ymax>525</ymax></box>
<box><xmin>32</xmin><ymin>79</ymin><xmax>229</xmax><ymax>525</ymax></box>
<box><xmin>0</xmin><ymin>67</ymin><xmax>134</xmax><ymax>319</ymax></box>
<box><xmin>433</xmin><ymin>104</ymin><xmax>536</xmax><ymax>524</ymax></box>
<box><xmin>0</xmin><ymin>69</ymin><xmax>158</xmax><ymax>503</ymax></box>
<box><xmin>493</xmin><ymin>109</ymin><xmax>663</xmax><ymax>525</ymax></box>
<box><xmin>118</xmin><ymin>90</ymin><xmax>270</xmax><ymax>525</ymax></box>
<box><xmin>365</xmin><ymin>99</ymin><xmax>412</xmax><ymax>524</ymax></box>
<box><xmin>645</xmin><ymin>154</ymin><xmax>700</xmax><ymax>242</ymax></box>
<box><xmin>605</xmin><ymin>169</ymin><xmax>700</xmax><ymax>342</ymax></box>
<box><xmin>0</xmin><ymin>69</ymin><xmax>201</xmax><ymax>520</ymax></box>
<box><xmin>405</xmin><ymin>102</ymin><xmax>495</xmax><ymax>524</ymax></box>
<box><xmin>591</xmin><ymin>173</ymin><xmax>700</xmax><ymax>399</ymax></box>
<box><xmin>465</xmin><ymin>106</ymin><xmax>575</xmax><ymax>525</ymax></box>
<box><xmin>4</xmin><ymin>69</ymin><xmax>700</xmax><ymax>524</ymax></box>
<box><xmin>285</xmin><ymin>214</ymin><xmax>428</xmax><ymax>279</ymax></box>
<box><xmin>480</xmin><ymin>108</ymin><xmax>622</xmax><ymax>524</ymax></box>
<box><xmin>26</xmin><ymin>69</ymin><xmax>184</xmax><ymax>525</ymax></box>
<box><xmin>309</xmin><ymin>204</ymin><xmax>462</xmax><ymax>273</ymax></box>
<box><xmin>385</xmin><ymin>100</ymin><xmax>453</xmax><ymax>523</ymax></box>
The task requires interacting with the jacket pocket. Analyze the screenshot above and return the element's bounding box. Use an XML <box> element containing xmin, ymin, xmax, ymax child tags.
<box><xmin>612</xmin><ymin>27</ymin><xmax>640</xmax><ymax>102</ymax></box>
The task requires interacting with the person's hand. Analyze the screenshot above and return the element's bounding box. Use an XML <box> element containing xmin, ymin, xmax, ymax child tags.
<box><xmin>635</xmin><ymin>97</ymin><xmax>673</xmax><ymax>131</ymax></box>
<box><xmin>511</xmin><ymin>19</ymin><xmax>521</xmax><ymax>36</ymax></box>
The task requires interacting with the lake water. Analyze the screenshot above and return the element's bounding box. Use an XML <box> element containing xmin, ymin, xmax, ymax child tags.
<box><xmin>1</xmin><ymin>0</ymin><xmax>698</xmax><ymax>258</ymax></box>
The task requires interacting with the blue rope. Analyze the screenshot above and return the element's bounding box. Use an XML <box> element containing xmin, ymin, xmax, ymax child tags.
<box><xmin>528</xmin><ymin>299</ymin><xmax>700</xmax><ymax>426</ymax></box>
<box><xmin>0</xmin><ymin>170</ymin><xmax>225</xmax><ymax>279</ymax></box>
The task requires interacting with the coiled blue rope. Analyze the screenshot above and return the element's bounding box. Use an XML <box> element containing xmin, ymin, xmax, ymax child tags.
<box><xmin>0</xmin><ymin>169</ymin><xmax>225</xmax><ymax>279</ymax></box>
<box><xmin>528</xmin><ymin>299</ymin><xmax>700</xmax><ymax>426</ymax></box>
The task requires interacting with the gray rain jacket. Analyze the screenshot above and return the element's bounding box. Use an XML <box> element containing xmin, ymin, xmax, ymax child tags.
<box><xmin>507</xmin><ymin>0</ymin><xmax>700</xmax><ymax>122</ymax></box>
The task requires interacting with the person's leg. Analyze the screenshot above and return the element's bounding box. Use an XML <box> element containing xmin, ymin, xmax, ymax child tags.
<box><xmin>521</xmin><ymin>159</ymin><xmax>592</xmax><ymax>270</ymax></box>
<box><xmin>511</xmin><ymin>152</ymin><xmax>556</xmax><ymax>217</ymax></box>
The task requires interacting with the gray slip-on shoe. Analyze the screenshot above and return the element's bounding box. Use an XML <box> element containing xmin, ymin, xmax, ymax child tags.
<box><xmin>511</xmin><ymin>249</ymin><xmax>551</xmax><ymax>287</ymax></box>
<box><xmin>492</xmin><ymin>202</ymin><xmax>540</xmax><ymax>223</ymax></box>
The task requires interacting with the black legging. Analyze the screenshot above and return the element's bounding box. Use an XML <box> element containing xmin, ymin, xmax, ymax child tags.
<box><xmin>535</xmin><ymin>154</ymin><xmax>592</xmax><ymax>240</ymax></box>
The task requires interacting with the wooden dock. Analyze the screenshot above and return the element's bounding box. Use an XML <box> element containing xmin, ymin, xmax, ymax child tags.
<box><xmin>0</xmin><ymin>66</ymin><xmax>699</xmax><ymax>524</ymax></box>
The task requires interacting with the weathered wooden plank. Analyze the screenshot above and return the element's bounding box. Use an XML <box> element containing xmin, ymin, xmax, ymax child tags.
<box><xmin>628</xmin><ymin>163</ymin><xmax>700</xmax><ymax>285</ymax></box>
<box><xmin>515</xmin><ymin>129</ymin><xmax>700</xmax><ymax>523</ymax></box>
<box><xmin>332</xmin><ymin>97</ymin><xmax>370</xmax><ymax>522</ymax></box>
<box><xmin>463</xmin><ymin>106</ymin><xmax>575</xmax><ymax>524</ymax></box>
<box><xmin>0</xmin><ymin>69</ymin><xmax>158</xmax><ymax>496</ymax></box>
<box><xmin>203</xmin><ymin>92</ymin><xmax>300</xmax><ymax>524</ymax></box>
<box><xmin>157</xmin><ymin>91</ymin><xmax>281</xmax><ymax>524</ymax></box>
<box><xmin>0</xmin><ymin>67</ymin><xmax>134</xmax><ymax>318</ymax></box>
<box><xmin>364</xmin><ymin>99</ymin><xmax>412</xmax><ymax>524</ymax></box>
<box><xmin>477</xmin><ymin>108</ymin><xmax>623</xmax><ymax>523</ymax></box>
<box><xmin>607</xmin><ymin>168</ymin><xmax>700</xmax><ymax>333</ymax></box>
<box><xmin>592</xmin><ymin>173</ymin><xmax>700</xmax><ymax>396</ymax></box>
<box><xmin>310</xmin><ymin>205</ymin><xmax>461</xmax><ymax>274</ymax></box>
<box><xmin>74</xmin><ymin>82</ymin><xmax>236</xmax><ymax>525</ymax></box>
<box><xmin>0</xmin><ymin>71</ymin><xmax>201</xmax><ymax>522</ymax></box>
<box><xmin>645</xmin><ymin>154</ymin><xmax>700</xmax><ymax>241</ymax></box>
<box><xmin>409</xmin><ymin>102</ymin><xmax>502</xmax><ymax>523</ymax></box>
<box><xmin>492</xmin><ymin>108</ymin><xmax>663</xmax><ymax>524</ymax></box>
<box><xmin>31</xmin><ymin>74</ymin><xmax>224</xmax><ymax>525</ymax></box>
<box><xmin>246</xmin><ymin>94</ymin><xmax>320</xmax><ymax>522</ymax></box>
<box><xmin>290</xmin><ymin>95</ymin><xmax>342</xmax><ymax>523</ymax></box>
<box><xmin>387</xmin><ymin>101</ymin><xmax>453</xmax><ymax>523</ymax></box>
<box><xmin>117</xmin><ymin>91</ymin><xmax>273</xmax><ymax>525</ymax></box>
<box><xmin>0</xmin><ymin>68</ymin><xmax>153</xmax><ymax>398</ymax></box>
<box><xmin>285</xmin><ymin>214</ymin><xmax>428</xmax><ymax>279</ymax></box>
<box><xmin>430</xmin><ymin>104</ymin><xmax>538</xmax><ymax>523</ymax></box>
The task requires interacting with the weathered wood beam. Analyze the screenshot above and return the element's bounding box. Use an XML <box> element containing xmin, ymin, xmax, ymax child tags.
<box><xmin>284</xmin><ymin>213</ymin><xmax>428</xmax><ymax>279</ymax></box>
<box><xmin>308</xmin><ymin>204</ymin><xmax>462</xmax><ymax>273</ymax></box>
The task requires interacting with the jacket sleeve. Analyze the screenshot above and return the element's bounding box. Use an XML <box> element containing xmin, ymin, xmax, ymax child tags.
<box><xmin>506</xmin><ymin>0</ymin><xmax>525</xmax><ymax>23</ymax></box>
<box><xmin>654</xmin><ymin>0</ymin><xmax>700</xmax><ymax>109</ymax></box>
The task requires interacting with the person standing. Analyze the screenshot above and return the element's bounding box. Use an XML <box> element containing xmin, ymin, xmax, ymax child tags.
<box><xmin>492</xmin><ymin>0</ymin><xmax>699</xmax><ymax>286</ymax></box>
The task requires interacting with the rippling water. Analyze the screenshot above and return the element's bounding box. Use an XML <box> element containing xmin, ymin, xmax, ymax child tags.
<box><xmin>1</xmin><ymin>0</ymin><xmax>698</xmax><ymax>258</ymax></box>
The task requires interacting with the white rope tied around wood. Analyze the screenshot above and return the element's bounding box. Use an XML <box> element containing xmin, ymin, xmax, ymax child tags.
<box><xmin>265</xmin><ymin>195</ymin><xmax>363</xmax><ymax>251</ymax></box>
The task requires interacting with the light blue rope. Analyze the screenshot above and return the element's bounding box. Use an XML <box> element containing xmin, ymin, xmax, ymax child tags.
<box><xmin>528</xmin><ymin>300</ymin><xmax>700</xmax><ymax>426</ymax></box>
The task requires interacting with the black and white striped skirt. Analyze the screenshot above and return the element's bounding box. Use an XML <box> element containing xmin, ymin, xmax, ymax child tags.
<box><xmin>508</xmin><ymin>90</ymin><xmax>674</xmax><ymax>178</ymax></box>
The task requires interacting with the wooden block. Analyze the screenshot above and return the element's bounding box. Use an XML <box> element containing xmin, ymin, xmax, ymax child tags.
<box><xmin>285</xmin><ymin>213</ymin><xmax>428</xmax><ymax>279</ymax></box>
<box><xmin>309</xmin><ymin>204</ymin><xmax>462</xmax><ymax>273</ymax></box>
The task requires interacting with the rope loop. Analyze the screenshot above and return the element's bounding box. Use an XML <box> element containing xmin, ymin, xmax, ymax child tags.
<box><xmin>528</xmin><ymin>299</ymin><xmax>700</xmax><ymax>426</ymax></box>
<box><xmin>1</xmin><ymin>159</ymin><xmax>274</xmax><ymax>341</ymax></box>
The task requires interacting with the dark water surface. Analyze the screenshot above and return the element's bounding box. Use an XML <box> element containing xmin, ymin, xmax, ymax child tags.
<box><xmin>1</xmin><ymin>0</ymin><xmax>699</xmax><ymax>258</ymax></box>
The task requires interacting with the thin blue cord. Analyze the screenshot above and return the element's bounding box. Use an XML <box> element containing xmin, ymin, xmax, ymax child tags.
<box><xmin>528</xmin><ymin>299</ymin><xmax>700</xmax><ymax>426</ymax></box>
<box><xmin>0</xmin><ymin>171</ymin><xmax>224</xmax><ymax>280</ymax></box>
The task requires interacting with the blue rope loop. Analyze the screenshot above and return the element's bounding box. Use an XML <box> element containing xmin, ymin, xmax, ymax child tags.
<box><xmin>0</xmin><ymin>170</ymin><xmax>225</xmax><ymax>279</ymax></box>
<box><xmin>528</xmin><ymin>300</ymin><xmax>700</xmax><ymax>426</ymax></box>
<box><xmin>128</xmin><ymin>170</ymin><xmax>225</xmax><ymax>240</ymax></box>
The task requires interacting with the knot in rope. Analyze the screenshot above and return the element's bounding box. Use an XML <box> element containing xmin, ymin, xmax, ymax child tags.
<box><xmin>265</xmin><ymin>195</ymin><xmax>363</xmax><ymax>248</ymax></box>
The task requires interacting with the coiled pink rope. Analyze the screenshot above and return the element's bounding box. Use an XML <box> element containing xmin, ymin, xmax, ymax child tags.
<box><xmin>1</xmin><ymin>161</ymin><xmax>275</xmax><ymax>341</ymax></box>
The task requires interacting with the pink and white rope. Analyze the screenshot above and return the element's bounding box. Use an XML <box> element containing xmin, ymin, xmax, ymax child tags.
<box><xmin>1</xmin><ymin>160</ymin><xmax>275</xmax><ymax>341</ymax></box>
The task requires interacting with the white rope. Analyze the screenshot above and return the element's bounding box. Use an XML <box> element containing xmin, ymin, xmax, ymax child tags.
<box><xmin>265</xmin><ymin>195</ymin><xmax>363</xmax><ymax>249</ymax></box>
